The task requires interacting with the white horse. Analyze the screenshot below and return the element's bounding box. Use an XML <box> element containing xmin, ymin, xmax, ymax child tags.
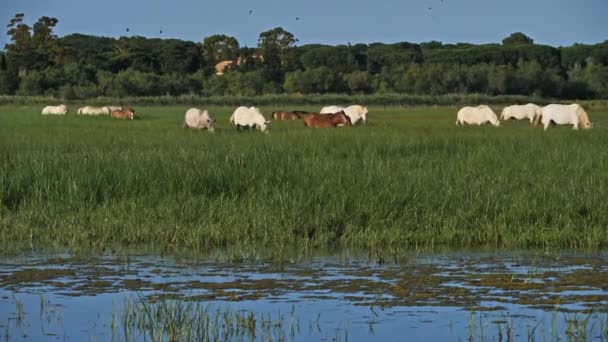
<box><xmin>538</xmin><ymin>104</ymin><xmax>592</xmax><ymax>130</ymax></box>
<box><xmin>41</xmin><ymin>105</ymin><xmax>68</xmax><ymax>115</ymax></box>
<box><xmin>229</xmin><ymin>106</ymin><xmax>270</xmax><ymax>132</ymax></box>
<box><xmin>456</xmin><ymin>105</ymin><xmax>500</xmax><ymax>126</ymax></box>
<box><xmin>77</xmin><ymin>106</ymin><xmax>110</xmax><ymax>115</ymax></box>
<box><xmin>184</xmin><ymin>108</ymin><xmax>216</xmax><ymax>132</ymax></box>
<box><xmin>500</xmin><ymin>104</ymin><xmax>541</xmax><ymax>123</ymax></box>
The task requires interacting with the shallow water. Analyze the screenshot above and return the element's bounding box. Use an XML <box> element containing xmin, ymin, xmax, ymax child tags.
<box><xmin>1</xmin><ymin>251</ymin><xmax>608</xmax><ymax>341</ymax></box>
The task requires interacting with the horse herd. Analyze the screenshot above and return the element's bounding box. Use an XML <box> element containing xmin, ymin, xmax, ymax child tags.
<box><xmin>457</xmin><ymin>103</ymin><xmax>593</xmax><ymax>130</ymax></box>
<box><xmin>41</xmin><ymin>105</ymin><xmax>135</xmax><ymax>120</ymax></box>
<box><xmin>41</xmin><ymin>102</ymin><xmax>592</xmax><ymax>132</ymax></box>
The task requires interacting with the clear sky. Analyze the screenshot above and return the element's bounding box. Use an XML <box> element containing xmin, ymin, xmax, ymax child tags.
<box><xmin>1</xmin><ymin>0</ymin><xmax>606</xmax><ymax>49</ymax></box>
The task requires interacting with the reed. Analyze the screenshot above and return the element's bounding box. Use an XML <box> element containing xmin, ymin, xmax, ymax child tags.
<box><xmin>1</xmin><ymin>105</ymin><xmax>607</xmax><ymax>254</ymax></box>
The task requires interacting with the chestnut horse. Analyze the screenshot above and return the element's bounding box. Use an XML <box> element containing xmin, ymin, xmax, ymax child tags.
<box><xmin>272</xmin><ymin>111</ymin><xmax>306</xmax><ymax>120</ymax></box>
<box><xmin>111</xmin><ymin>107</ymin><xmax>135</xmax><ymax>120</ymax></box>
<box><xmin>303</xmin><ymin>111</ymin><xmax>352</xmax><ymax>128</ymax></box>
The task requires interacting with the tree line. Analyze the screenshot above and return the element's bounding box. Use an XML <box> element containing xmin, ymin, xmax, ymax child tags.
<box><xmin>1</xmin><ymin>14</ymin><xmax>607</xmax><ymax>99</ymax></box>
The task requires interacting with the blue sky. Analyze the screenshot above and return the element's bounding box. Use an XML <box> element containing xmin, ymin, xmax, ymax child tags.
<box><xmin>1</xmin><ymin>0</ymin><xmax>606</xmax><ymax>48</ymax></box>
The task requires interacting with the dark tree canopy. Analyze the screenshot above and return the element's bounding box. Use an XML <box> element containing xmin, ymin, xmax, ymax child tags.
<box><xmin>1</xmin><ymin>14</ymin><xmax>607</xmax><ymax>99</ymax></box>
<box><xmin>257</xmin><ymin>27</ymin><xmax>299</xmax><ymax>84</ymax></box>
<box><xmin>202</xmin><ymin>34</ymin><xmax>239</xmax><ymax>62</ymax></box>
<box><xmin>503</xmin><ymin>32</ymin><xmax>534</xmax><ymax>45</ymax></box>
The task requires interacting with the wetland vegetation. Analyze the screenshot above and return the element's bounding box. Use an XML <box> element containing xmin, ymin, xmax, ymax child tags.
<box><xmin>2</xmin><ymin>252</ymin><xmax>608</xmax><ymax>341</ymax></box>
<box><xmin>1</xmin><ymin>105</ymin><xmax>607</xmax><ymax>255</ymax></box>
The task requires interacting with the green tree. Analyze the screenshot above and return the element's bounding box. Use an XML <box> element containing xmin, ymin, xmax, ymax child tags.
<box><xmin>31</xmin><ymin>16</ymin><xmax>62</xmax><ymax>67</ymax></box>
<box><xmin>344</xmin><ymin>71</ymin><xmax>373</xmax><ymax>93</ymax></box>
<box><xmin>224</xmin><ymin>70</ymin><xmax>265</xmax><ymax>96</ymax></box>
<box><xmin>258</xmin><ymin>27</ymin><xmax>298</xmax><ymax>84</ymax></box>
<box><xmin>96</xmin><ymin>70</ymin><xmax>114</xmax><ymax>96</ymax></box>
<box><xmin>202</xmin><ymin>34</ymin><xmax>239</xmax><ymax>74</ymax></box>
<box><xmin>16</xmin><ymin>70</ymin><xmax>44</xmax><ymax>95</ymax></box>
<box><xmin>502</xmin><ymin>32</ymin><xmax>534</xmax><ymax>46</ymax></box>
<box><xmin>366</xmin><ymin>43</ymin><xmax>423</xmax><ymax>74</ymax></box>
<box><xmin>204</xmin><ymin>74</ymin><xmax>229</xmax><ymax>95</ymax></box>
<box><xmin>5</xmin><ymin>13</ymin><xmax>34</xmax><ymax>76</ymax></box>
<box><xmin>284</xmin><ymin>67</ymin><xmax>343</xmax><ymax>94</ymax></box>
<box><xmin>0</xmin><ymin>53</ymin><xmax>7</xmax><ymax>70</ymax></box>
<box><xmin>582</xmin><ymin>63</ymin><xmax>608</xmax><ymax>98</ymax></box>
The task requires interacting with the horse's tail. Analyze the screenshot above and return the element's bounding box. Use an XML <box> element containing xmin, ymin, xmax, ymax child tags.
<box><xmin>533</xmin><ymin>112</ymin><xmax>542</xmax><ymax>127</ymax></box>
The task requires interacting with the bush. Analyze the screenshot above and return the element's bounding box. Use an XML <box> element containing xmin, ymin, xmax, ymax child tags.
<box><xmin>284</xmin><ymin>67</ymin><xmax>344</xmax><ymax>94</ymax></box>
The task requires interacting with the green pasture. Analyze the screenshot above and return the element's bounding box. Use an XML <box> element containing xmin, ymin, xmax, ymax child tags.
<box><xmin>1</xmin><ymin>104</ymin><xmax>607</xmax><ymax>255</ymax></box>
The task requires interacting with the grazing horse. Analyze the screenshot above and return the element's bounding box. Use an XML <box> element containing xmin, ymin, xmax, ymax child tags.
<box><xmin>500</xmin><ymin>104</ymin><xmax>541</xmax><ymax>124</ymax></box>
<box><xmin>77</xmin><ymin>106</ymin><xmax>110</xmax><ymax>115</ymax></box>
<box><xmin>538</xmin><ymin>104</ymin><xmax>592</xmax><ymax>130</ymax></box>
<box><xmin>456</xmin><ymin>105</ymin><xmax>500</xmax><ymax>126</ymax></box>
<box><xmin>271</xmin><ymin>111</ymin><xmax>303</xmax><ymax>120</ymax></box>
<box><xmin>111</xmin><ymin>107</ymin><xmax>135</xmax><ymax>120</ymax></box>
<box><xmin>184</xmin><ymin>108</ymin><xmax>215</xmax><ymax>132</ymax></box>
<box><xmin>41</xmin><ymin>105</ymin><xmax>68</xmax><ymax>115</ymax></box>
<box><xmin>303</xmin><ymin>111</ymin><xmax>352</xmax><ymax>128</ymax></box>
<box><xmin>230</xmin><ymin>106</ymin><xmax>270</xmax><ymax>132</ymax></box>
<box><xmin>320</xmin><ymin>105</ymin><xmax>368</xmax><ymax>124</ymax></box>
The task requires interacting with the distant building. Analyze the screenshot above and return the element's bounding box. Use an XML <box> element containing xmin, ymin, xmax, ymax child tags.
<box><xmin>214</xmin><ymin>55</ymin><xmax>263</xmax><ymax>75</ymax></box>
<box><xmin>214</xmin><ymin>60</ymin><xmax>233</xmax><ymax>75</ymax></box>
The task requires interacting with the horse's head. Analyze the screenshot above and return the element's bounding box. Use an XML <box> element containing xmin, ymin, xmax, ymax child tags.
<box><xmin>336</xmin><ymin>111</ymin><xmax>352</xmax><ymax>126</ymax></box>
<box><xmin>205</xmin><ymin>111</ymin><xmax>216</xmax><ymax>126</ymax></box>
<box><xmin>258</xmin><ymin>120</ymin><xmax>271</xmax><ymax>133</ymax></box>
<box><xmin>578</xmin><ymin>107</ymin><xmax>592</xmax><ymax>129</ymax></box>
<box><xmin>361</xmin><ymin>106</ymin><xmax>368</xmax><ymax>123</ymax></box>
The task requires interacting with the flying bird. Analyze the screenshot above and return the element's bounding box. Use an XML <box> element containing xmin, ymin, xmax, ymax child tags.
<box><xmin>296</xmin><ymin>17</ymin><xmax>300</xmax><ymax>20</ymax></box>
<box><xmin>160</xmin><ymin>30</ymin><xmax>163</xmax><ymax>34</ymax></box>
<box><xmin>126</xmin><ymin>27</ymin><xmax>130</xmax><ymax>33</ymax></box>
<box><xmin>249</xmin><ymin>10</ymin><xmax>253</xmax><ymax>15</ymax></box>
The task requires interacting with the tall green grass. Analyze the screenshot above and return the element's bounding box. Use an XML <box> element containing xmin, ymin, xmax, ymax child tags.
<box><xmin>1</xmin><ymin>105</ymin><xmax>607</xmax><ymax>254</ymax></box>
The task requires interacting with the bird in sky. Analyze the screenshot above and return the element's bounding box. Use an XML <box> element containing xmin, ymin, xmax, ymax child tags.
<box><xmin>126</xmin><ymin>27</ymin><xmax>130</xmax><ymax>33</ymax></box>
<box><xmin>296</xmin><ymin>17</ymin><xmax>300</xmax><ymax>20</ymax></box>
<box><xmin>249</xmin><ymin>10</ymin><xmax>253</xmax><ymax>15</ymax></box>
<box><xmin>160</xmin><ymin>30</ymin><xmax>163</xmax><ymax>34</ymax></box>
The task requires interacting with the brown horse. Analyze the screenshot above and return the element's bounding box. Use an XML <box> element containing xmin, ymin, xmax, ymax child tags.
<box><xmin>272</xmin><ymin>111</ymin><xmax>304</xmax><ymax>120</ymax></box>
<box><xmin>303</xmin><ymin>111</ymin><xmax>352</xmax><ymax>128</ymax></box>
<box><xmin>111</xmin><ymin>107</ymin><xmax>135</xmax><ymax>120</ymax></box>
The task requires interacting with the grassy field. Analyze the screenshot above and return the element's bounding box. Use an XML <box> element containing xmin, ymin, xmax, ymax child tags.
<box><xmin>1</xmin><ymin>104</ymin><xmax>607</xmax><ymax>255</ymax></box>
